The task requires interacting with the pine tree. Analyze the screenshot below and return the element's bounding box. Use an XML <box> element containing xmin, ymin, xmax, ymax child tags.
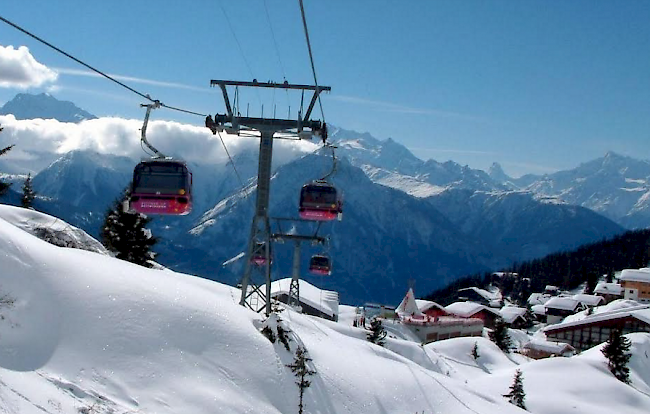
<box><xmin>286</xmin><ymin>346</ymin><xmax>316</xmax><ymax>414</ymax></box>
<box><xmin>489</xmin><ymin>318</ymin><xmax>512</xmax><ymax>353</ymax></box>
<box><xmin>601</xmin><ymin>329</ymin><xmax>632</xmax><ymax>384</ymax></box>
<box><xmin>471</xmin><ymin>342</ymin><xmax>480</xmax><ymax>360</ymax></box>
<box><xmin>366</xmin><ymin>317</ymin><xmax>387</xmax><ymax>347</ymax></box>
<box><xmin>0</xmin><ymin>144</ymin><xmax>14</xmax><ymax>196</ymax></box>
<box><xmin>503</xmin><ymin>369</ymin><xmax>526</xmax><ymax>410</ymax></box>
<box><xmin>21</xmin><ymin>173</ymin><xmax>36</xmax><ymax>208</ymax></box>
<box><xmin>100</xmin><ymin>187</ymin><xmax>157</xmax><ymax>267</ymax></box>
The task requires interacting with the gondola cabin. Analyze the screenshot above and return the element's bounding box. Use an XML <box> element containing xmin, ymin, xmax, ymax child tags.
<box><xmin>251</xmin><ymin>241</ymin><xmax>272</xmax><ymax>266</ymax></box>
<box><xmin>299</xmin><ymin>181</ymin><xmax>342</xmax><ymax>221</ymax></box>
<box><xmin>309</xmin><ymin>255</ymin><xmax>332</xmax><ymax>275</ymax></box>
<box><xmin>130</xmin><ymin>160</ymin><xmax>192</xmax><ymax>215</ymax></box>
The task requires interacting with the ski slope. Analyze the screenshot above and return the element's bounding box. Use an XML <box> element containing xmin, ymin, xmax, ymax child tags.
<box><xmin>0</xmin><ymin>205</ymin><xmax>649</xmax><ymax>413</ymax></box>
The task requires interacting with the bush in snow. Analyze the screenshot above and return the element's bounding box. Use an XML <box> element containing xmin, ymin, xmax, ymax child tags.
<box><xmin>503</xmin><ymin>369</ymin><xmax>526</xmax><ymax>410</ymax></box>
<box><xmin>366</xmin><ymin>317</ymin><xmax>387</xmax><ymax>347</ymax></box>
<box><xmin>286</xmin><ymin>346</ymin><xmax>316</xmax><ymax>414</ymax></box>
<box><xmin>471</xmin><ymin>342</ymin><xmax>480</xmax><ymax>360</ymax></box>
<box><xmin>602</xmin><ymin>329</ymin><xmax>632</xmax><ymax>384</ymax></box>
<box><xmin>100</xmin><ymin>186</ymin><xmax>158</xmax><ymax>268</ymax></box>
<box><xmin>489</xmin><ymin>318</ymin><xmax>512</xmax><ymax>353</ymax></box>
<box><xmin>260</xmin><ymin>312</ymin><xmax>292</xmax><ymax>352</ymax></box>
<box><xmin>0</xmin><ymin>143</ymin><xmax>14</xmax><ymax>196</ymax></box>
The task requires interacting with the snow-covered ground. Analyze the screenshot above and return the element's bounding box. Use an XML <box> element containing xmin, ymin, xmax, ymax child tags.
<box><xmin>1</xmin><ymin>205</ymin><xmax>650</xmax><ymax>413</ymax></box>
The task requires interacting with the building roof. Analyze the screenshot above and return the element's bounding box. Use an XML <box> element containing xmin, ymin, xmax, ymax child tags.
<box><xmin>528</xmin><ymin>293</ymin><xmax>552</xmax><ymax>306</ymax></box>
<box><xmin>572</xmin><ymin>294</ymin><xmax>605</xmax><ymax>307</ymax></box>
<box><xmin>499</xmin><ymin>306</ymin><xmax>527</xmax><ymax>324</ymax></box>
<box><xmin>523</xmin><ymin>339</ymin><xmax>575</xmax><ymax>354</ymax></box>
<box><xmin>544</xmin><ymin>296</ymin><xmax>580</xmax><ymax>311</ymax></box>
<box><xmin>444</xmin><ymin>301</ymin><xmax>500</xmax><ymax>318</ymax></box>
<box><xmin>414</xmin><ymin>299</ymin><xmax>445</xmax><ymax>313</ymax></box>
<box><xmin>270</xmin><ymin>278</ymin><xmax>339</xmax><ymax>318</ymax></box>
<box><xmin>531</xmin><ymin>304</ymin><xmax>546</xmax><ymax>315</ymax></box>
<box><xmin>458</xmin><ymin>287</ymin><xmax>501</xmax><ymax>302</ymax></box>
<box><xmin>620</xmin><ymin>268</ymin><xmax>650</xmax><ymax>283</ymax></box>
<box><xmin>543</xmin><ymin>304</ymin><xmax>650</xmax><ymax>333</ymax></box>
<box><xmin>594</xmin><ymin>282</ymin><xmax>623</xmax><ymax>296</ymax></box>
<box><xmin>396</xmin><ymin>288</ymin><xmax>423</xmax><ymax>318</ymax></box>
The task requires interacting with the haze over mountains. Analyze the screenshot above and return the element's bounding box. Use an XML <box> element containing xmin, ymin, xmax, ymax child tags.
<box><xmin>0</xmin><ymin>93</ymin><xmax>646</xmax><ymax>304</ymax></box>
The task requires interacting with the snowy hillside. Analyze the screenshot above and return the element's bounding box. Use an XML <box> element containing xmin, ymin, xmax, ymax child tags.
<box><xmin>1</xmin><ymin>207</ymin><xmax>649</xmax><ymax>414</ymax></box>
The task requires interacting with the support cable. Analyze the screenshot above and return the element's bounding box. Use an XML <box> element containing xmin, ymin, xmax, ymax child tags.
<box><xmin>297</xmin><ymin>0</ymin><xmax>326</xmax><ymax>124</ymax></box>
<box><xmin>0</xmin><ymin>14</ymin><xmax>207</xmax><ymax>118</ymax></box>
<box><xmin>216</xmin><ymin>130</ymin><xmax>246</xmax><ymax>191</ymax></box>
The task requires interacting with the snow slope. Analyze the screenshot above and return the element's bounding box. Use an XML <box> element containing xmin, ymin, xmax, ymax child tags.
<box><xmin>1</xmin><ymin>207</ymin><xmax>649</xmax><ymax>413</ymax></box>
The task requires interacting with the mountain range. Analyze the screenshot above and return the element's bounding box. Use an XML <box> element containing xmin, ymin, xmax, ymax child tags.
<box><xmin>0</xmin><ymin>93</ymin><xmax>645</xmax><ymax>304</ymax></box>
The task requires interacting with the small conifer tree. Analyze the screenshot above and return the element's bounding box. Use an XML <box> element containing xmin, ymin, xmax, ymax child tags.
<box><xmin>366</xmin><ymin>317</ymin><xmax>387</xmax><ymax>347</ymax></box>
<box><xmin>0</xmin><ymin>144</ymin><xmax>14</xmax><ymax>196</ymax></box>
<box><xmin>471</xmin><ymin>342</ymin><xmax>480</xmax><ymax>360</ymax></box>
<box><xmin>503</xmin><ymin>369</ymin><xmax>526</xmax><ymax>410</ymax></box>
<box><xmin>21</xmin><ymin>173</ymin><xmax>36</xmax><ymax>208</ymax></box>
<box><xmin>601</xmin><ymin>329</ymin><xmax>632</xmax><ymax>384</ymax></box>
<box><xmin>489</xmin><ymin>318</ymin><xmax>512</xmax><ymax>353</ymax></box>
<box><xmin>286</xmin><ymin>346</ymin><xmax>316</xmax><ymax>414</ymax></box>
<box><xmin>100</xmin><ymin>186</ymin><xmax>157</xmax><ymax>267</ymax></box>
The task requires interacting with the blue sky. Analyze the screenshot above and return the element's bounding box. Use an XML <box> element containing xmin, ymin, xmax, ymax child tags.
<box><xmin>1</xmin><ymin>1</ymin><xmax>649</xmax><ymax>177</ymax></box>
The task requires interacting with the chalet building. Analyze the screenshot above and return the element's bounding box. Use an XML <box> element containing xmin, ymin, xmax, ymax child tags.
<box><xmin>544</xmin><ymin>285</ymin><xmax>560</xmax><ymax>295</ymax></box>
<box><xmin>544</xmin><ymin>305</ymin><xmax>650</xmax><ymax>351</ymax></box>
<box><xmin>522</xmin><ymin>339</ymin><xmax>575</xmax><ymax>359</ymax></box>
<box><xmin>528</xmin><ymin>292</ymin><xmax>552</xmax><ymax>306</ymax></box>
<box><xmin>444</xmin><ymin>301</ymin><xmax>501</xmax><ymax>329</ymax></box>
<box><xmin>531</xmin><ymin>304</ymin><xmax>547</xmax><ymax>322</ymax></box>
<box><xmin>544</xmin><ymin>297</ymin><xmax>583</xmax><ymax>324</ymax></box>
<box><xmin>620</xmin><ymin>268</ymin><xmax>650</xmax><ymax>303</ymax></box>
<box><xmin>572</xmin><ymin>294</ymin><xmax>605</xmax><ymax>308</ymax></box>
<box><xmin>396</xmin><ymin>289</ymin><xmax>483</xmax><ymax>344</ymax></box>
<box><xmin>594</xmin><ymin>282</ymin><xmax>623</xmax><ymax>304</ymax></box>
<box><xmin>499</xmin><ymin>306</ymin><xmax>528</xmax><ymax>328</ymax></box>
<box><xmin>457</xmin><ymin>287</ymin><xmax>502</xmax><ymax>308</ymax></box>
<box><xmin>270</xmin><ymin>278</ymin><xmax>339</xmax><ymax>321</ymax></box>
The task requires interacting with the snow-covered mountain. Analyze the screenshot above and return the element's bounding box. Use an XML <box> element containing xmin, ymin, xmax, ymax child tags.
<box><xmin>494</xmin><ymin>152</ymin><xmax>650</xmax><ymax>229</ymax></box>
<box><xmin>1</xmin><ymin>205</ymin><xmax>650</xmax><ymax>414</ymax></box>
<box><xmin>0</xmin><ymin>93</ymin><xmax>97</xmax><ymax>122</ymax></box>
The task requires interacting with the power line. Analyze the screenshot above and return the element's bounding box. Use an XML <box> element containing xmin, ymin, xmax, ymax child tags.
<box><xmin>0</xmin><ymin>14</ymin><xmax>207</xmax><ymax>118</ymax></box>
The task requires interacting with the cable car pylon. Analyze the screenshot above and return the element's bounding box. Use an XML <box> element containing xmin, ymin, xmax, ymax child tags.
<box><xmin>206</xmin><ymin>80</ymin><xmax>330</xmax><ymax>316</ymax></box>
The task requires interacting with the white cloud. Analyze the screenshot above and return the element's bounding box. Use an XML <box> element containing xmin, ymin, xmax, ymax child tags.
<box><xmin>0</xmin><ymin>45</ymin><xmax>58</xmax><ymax>89</ymax></box>
<box><xmin>0</xmin><ymin>115</ymin><xmax>318</xmax><ymax>169</ymax></box>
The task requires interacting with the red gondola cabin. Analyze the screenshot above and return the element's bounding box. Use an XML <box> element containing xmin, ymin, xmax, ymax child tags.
<box><xmin>299</xmin><ymin>181</ymin><xmax>342</xmax><ymax>221</ymax></box>
<box><xmin>309</xmin><ymin>255</ymin><xmax>332</xmax><ymax>275</ymax></box>
<box><xmin>130</xmin><ymin>160</ymin><xmax>192</xmax><ymax>215</ymax></box>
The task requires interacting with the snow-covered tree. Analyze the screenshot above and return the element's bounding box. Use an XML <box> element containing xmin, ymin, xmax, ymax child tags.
<box><xmin>366</xmin><ymin>317</ymin><xmax>387</xmax><ymax>347</ymax></box>
<box><xmin>0</xmin><ymin>143</ymin><xmax>14</xmax><ymax>196</ymax></box>
<box><xmin>471</xmin><ymin>342</ymin><xmax>480</xmax><ymax>360</ymax></box>
<box><xmin>503</xmin><ymin>369</ymin><xmax>526</xmax><ymax>410</ymax></box>
<box><xmin>602</xmin><ymin>329</ymin><xmax>632</xmax><ymax>384</ymax></box>
<box><xmin>286</xmin><ymin>346</ymin><xmax>316</xmax><ymax>414</ymax></box>
<box><xmin>21</xmin><ymin>173</ymin><xmax>36</xmax><ymax>208</ymax></box>
<box><xmin>489</xmin><ymin>318</ymin><xmax>512</xmax><ymax>353</ymax></box>
<box><xmin>100</xmin><ymin>187</ymin><xmax>157</xmax><ymax>267</ymax></box>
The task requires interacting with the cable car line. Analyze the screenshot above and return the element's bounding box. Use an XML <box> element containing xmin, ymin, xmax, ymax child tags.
<box><xmin>0</xmin><ymin>14</ymin><xmax>207</xmax><ymax>118</ymax></box>
<box><xmin>297</xmin><ymin>0</ymin><xmax>326</xmax><ymax>124</ymax></box>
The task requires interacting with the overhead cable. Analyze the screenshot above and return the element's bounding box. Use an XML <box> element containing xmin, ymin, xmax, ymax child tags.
<box><xmin>297</xmin><ymin>0</ymin><xmax>326</xmax><ymax>124</ymax></box>
<box><xmin>0</xmin><ymin>14</ymin><xmax>207</xmax><ymax>117</ymax></box>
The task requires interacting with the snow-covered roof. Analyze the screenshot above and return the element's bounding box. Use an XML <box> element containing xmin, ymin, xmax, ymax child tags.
<box><xmin>620</xmin><ymin>268</ymin><xmax>650</xmax><ymax>283</ymax></box>
<box><xmin>594</xmin><ymin>282</ymin><xmax>623</xmax><ymax>296</ymax></box>
<box><xmin>523</xmin><ymin>339</ymin><xmax>575</xmax><ymax>354</ymax></box>
<box><xmin>528</xmin><ymin>292</ymin><xmax>552</xmax><ymax>305</ymax></box>
<box><xmin>458</xmin><ymin>287</ymin><xmax>500</xmax><ymax>301</ymax></box>
<box><xmin>545</xmin><ymin>285</ymin><xmax>559</xmax><ymax>292</ymax></box>
<box><xmin>414</xmin><ymin>299</ymin><xmax>445</xmax><ymax>313</ymax></box>
<box><xmin>444</xmin><ymin>301</ymin><xmax>500</xmax><ymax>318</ymax></box>
<box><xmin>544</xmin><ymin>296</ymin><xmax>580</xmax><ymax>311</ymax></box>
<box><xmin>396</xmin><ymin>288</ymin><xmax>423</xmax><ymax>317</ymax></box>
<box><xmin>572</xmin><ymin>294</ymin><xmax>605</xmax><ymax>307</ymax></box>
<box><xmin>499</xmin><ymin>306</ymin><xmax>527</xmax><ymax>324</ymax></box>
<box><xmin>531</xmin><ymin>304</ymin><xmax>546</xmax><ymax>315</ymax></box>
<box><xmin>544</xmin><ymin>304</ymin><xmax>650</xmax><ymax>333</ymax></box>
<box><xmin>271</xmin><ymin>278</ymin><xmax>339</xmax><ymax>318</ymax></box>
<box><xmin>558</xmin><ymin>300</ymin><xmax>648</xmax><ymax>326</ymax></box>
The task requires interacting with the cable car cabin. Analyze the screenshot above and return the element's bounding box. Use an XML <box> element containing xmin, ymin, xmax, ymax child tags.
<box><xmin>309</xmin><ymin>255</ymin><xmax>332</xmax><ymax>276</ymax></box>
<box><xmin>251</xmin><ymin>242</ymin><xmax>272</xmax><ymax>266</ymax></box>
<box><xmin>130</xmin><ymin>160</ymin><xmax>192</xmax><ymax>215</ymax></box>
<box><xmin>299</xmin><ymin>181</ymin><xmax>342</xmax><ymax>221</ymax></box>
